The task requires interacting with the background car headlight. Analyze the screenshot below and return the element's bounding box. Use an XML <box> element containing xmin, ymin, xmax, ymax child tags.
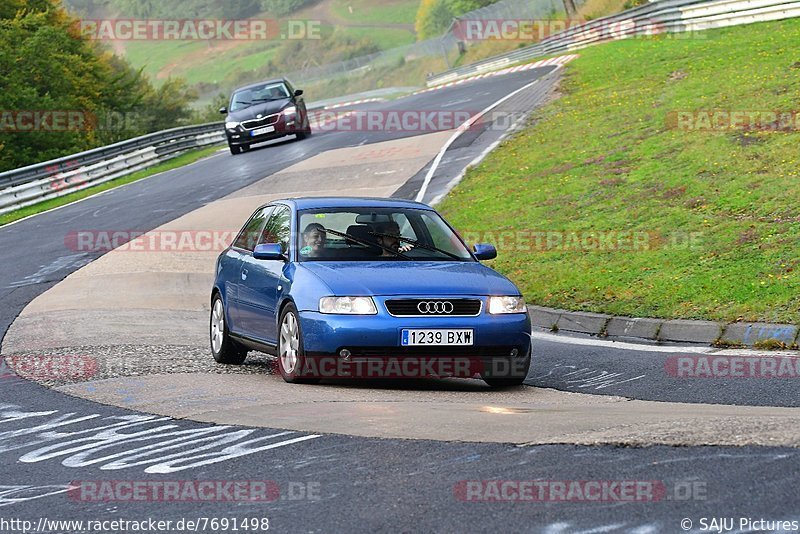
<box><xmin>225</xmin><ymin>121</ymin><xmax>240</xmax><ymax>130</ymax></box>
<box><xmin>319</xmin><ymin>296</ymin><xmax>377</xmax><ymax>315</ymax></box>
<box><xmin>488</xmin><ymin>296</ymin><xmax>526</xmax><ymax>314</ymax></box>
<box><xmin>282</xmin><ymin>106</ymin><xmax>297</xmax><ymax>118</ymax></box>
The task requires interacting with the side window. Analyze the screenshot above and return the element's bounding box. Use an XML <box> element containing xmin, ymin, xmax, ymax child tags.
<box><xmin>422</xmin><ymin>213</ymin><xmax>466</xmax><ymax>256</ymax></box>
<box><xmin>259</xmin><ymin>206</ymin><xmax>291</xmax><ymax>253</ymax></box>
<box><xmin>233</xmin><ymin>207</ymin><xmax>273</xmax><ymax>252</ymax></box>
<box><xmin>393</xmin><ymin>214</ymin><xmax>418</xmax><ymax>241</ymax></box>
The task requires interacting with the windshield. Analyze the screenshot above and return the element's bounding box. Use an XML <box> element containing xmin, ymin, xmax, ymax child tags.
<box><xmin>297</xmin><ymin>208</ymin><xmax>474</xmax><ymax>262</ymax></box>
<box><xmin>230</xmin><ymin>82</ymin><xmax>290</xmax><ymax>111</ymax></box>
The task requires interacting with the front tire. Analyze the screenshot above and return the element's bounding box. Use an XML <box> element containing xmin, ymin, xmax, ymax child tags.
<box><xmin>229</xmin><ymin>144</ymin><xmax>241</xmax><ymax>155</ymax></box>
<box><xmin>210</xmin><ymin>295</ymin><xmax>247</xmax><ymax>364</ymax></box>
<box><xmin>277</xmin><ymin>303</ymin><xmax>318</xmax><ymax>384</ymax></box>
<box><xmin>295</xmin><ymin>113</ymin><xmax>311</xmax><ymax>140</ymax></box>
<box><xmin>481</xmin><ymin>346</ymin><xmax>531</xmax><ymax>387</ymax></box>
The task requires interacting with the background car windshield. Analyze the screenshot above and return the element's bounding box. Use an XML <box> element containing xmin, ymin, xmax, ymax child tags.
<box><xmin>297</xmin><ymin>208</ymin><xmax>473</xmax><ymax>262</ymax></box>
<box><xmin>230</xmin><ymin>83</ymin><xmax>290</xmax><ymax>111</ymax></box>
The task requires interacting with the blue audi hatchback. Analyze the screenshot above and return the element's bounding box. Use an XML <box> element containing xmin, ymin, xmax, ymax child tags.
<box><xmin>210</xmin><ymin>198</ymin><xmax>531</xmax><ymax>387</ymax></box>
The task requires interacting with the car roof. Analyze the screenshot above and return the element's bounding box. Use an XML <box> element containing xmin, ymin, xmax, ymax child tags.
<box><xmin>269</xmin><ymin>197</ymin><xmax>435</xmax><ymax>211</ymax></box>
<box><xmin>233</xmin><ymin>78</ymin><xmax>288</xmax><ymax>93</ymax></box>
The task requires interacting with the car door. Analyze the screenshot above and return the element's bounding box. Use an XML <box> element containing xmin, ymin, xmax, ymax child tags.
<box><xmin>237</xmin><ymin>205</ymin><xmax>291</xmax><ymax>343</ymax></box>
<box><xmin>227</xmin><ymin>206</ymin><xmax>273</xmax><ymax>334</ymax></box>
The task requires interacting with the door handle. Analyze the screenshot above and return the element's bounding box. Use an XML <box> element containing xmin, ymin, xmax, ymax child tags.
<box><xmin>241</xmin><ymin>269</ymin><xmax>248</xmax><ymax>281</ymax></box>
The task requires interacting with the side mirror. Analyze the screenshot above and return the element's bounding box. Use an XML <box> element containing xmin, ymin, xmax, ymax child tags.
<box><xmin>253</xmin><ymin>243</ymin><xmax>286</xmax><ymax>261</ymax></box>
<box><xmin>473</xmin><ymin>243</ymin><xmax>497</xmax><ymax>260</ymax></box>
<box><xmin>218</xmin><ymin>107</ymin><xmax>227</xmax><ymax>114</ymax></box>
<box><xmin>294</xmin><ymin>89</ymin><xmax>304</xmax><ymax>97</ymax></box>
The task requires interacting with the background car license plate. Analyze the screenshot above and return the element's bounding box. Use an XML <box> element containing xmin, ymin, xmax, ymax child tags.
<box><xmin>251</xmin><ymin>126</ymin><xmax>275</xmax><ymax>136</ymax></box>
<box><xmin>401</xmin><ymin>329</ymin><xmax>473</xmax><ymax>346</ymax></box>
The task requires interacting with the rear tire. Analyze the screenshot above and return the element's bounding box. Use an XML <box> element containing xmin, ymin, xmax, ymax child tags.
<box><xmin>277</xmin><ymin>303</ymin><xmax>319</xmax><ymax>384</ymax></box>
<box><xmin>481</xmin><ymin>345</ymin><xmax>531</xmax><ymax>388</ymax></box>
<box><xmin>210</xmin><ymin>294</ymin><xmax>247</xmax><ymax>365</ymax></box>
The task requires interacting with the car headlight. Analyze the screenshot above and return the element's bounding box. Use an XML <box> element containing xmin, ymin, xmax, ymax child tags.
<box><xmin>282</xmin><ymin>106</ymin><xmax>297</xmax><ymax>117</ymax></box>
<box><xmin>225</xmin><ymin>121</ymin><xmax>240</xmax><ymax>130</ymax></box>
<box><xmin>319</xmin><ymin>296</ymin><xmax>377</xmax><ymax>315</ymax></box>
<box><xmin>488</xmin><ymin>296</ymin><xmax>526</xmax><ymax>314</ymax></box>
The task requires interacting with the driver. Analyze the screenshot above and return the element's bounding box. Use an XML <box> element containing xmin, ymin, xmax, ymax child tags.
<box><xmin>374</xmin><ymin>221</ymin><xmax>413</xmax><ymax>257</ymax></box>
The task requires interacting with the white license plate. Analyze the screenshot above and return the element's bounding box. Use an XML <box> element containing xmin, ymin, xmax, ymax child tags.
<box><xmin>401</xmin><ymin>329</ymin><xmax>473</xmax><ymax>346</ymax></box>
<box><xmin>251</xmin><ymin>126</ymin><xmax>275</xmax><ymax>136</ymax></box>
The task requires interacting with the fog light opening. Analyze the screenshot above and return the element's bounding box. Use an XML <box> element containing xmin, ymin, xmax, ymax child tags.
<box><xmin>339</xmin><ymin>349</ymin><xmax>351</xmax><ymax>361</ymax></box>
<box><xmin>510</xmin><ymin>348</ymin><xmax>519</xmax><ymax>358</ymax></box>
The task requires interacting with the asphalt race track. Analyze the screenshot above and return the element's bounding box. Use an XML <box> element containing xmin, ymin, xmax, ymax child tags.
<box><xmin>1</xmin><ymin>67</ymin><xmax>799</xmax><ymax>532</ymax></box>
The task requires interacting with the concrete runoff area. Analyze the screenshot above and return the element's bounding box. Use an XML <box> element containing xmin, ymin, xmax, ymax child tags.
<box><xmin>5</xmin><ymin>129</ymin><xmax>800</xmax><ymax>448</ymax></box>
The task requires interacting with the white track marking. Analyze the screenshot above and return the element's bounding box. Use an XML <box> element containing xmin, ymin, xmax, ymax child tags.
<box><xmin>415</xmin><ymin>75</ymin><xmax>547</xmax><ymax>202</ymax></box>
<box><xmin>530</xmin><ymin>330</ymin><xmax>714</xmax><ymax>354</ymax></box>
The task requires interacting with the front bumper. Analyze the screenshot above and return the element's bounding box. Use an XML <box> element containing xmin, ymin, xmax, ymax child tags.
<box><xmin>297</xmin><ymin>305</ymin><xmax>530</xmax><ymax>379</ymax></box>
<box><xmin>298</xmin><ymin>297</ymin><xmax>531</xmax><ymax>356</ymax></box>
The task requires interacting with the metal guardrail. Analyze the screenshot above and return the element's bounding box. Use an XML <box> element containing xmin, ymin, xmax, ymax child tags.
<box><xmin>427</xmin><ymin>0</ymin><xmax>800</xmax><ymax>86</ymax></box>
<box><xmin>0</xmin><ymin>123</ymin><xmax>225</xmax><ymax>216</ymax></box>
<box><xmin>0</xmin><ymin>100</ymin><xmax>332</xmax><ymax>217</ymax></box>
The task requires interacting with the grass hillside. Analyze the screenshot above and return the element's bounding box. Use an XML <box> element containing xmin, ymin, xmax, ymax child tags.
<box><xmin>438</xmin><ymin>18</ymin><xmax>800</xmax><ymax>324</ymax></box>
<box><xmin>100</xmin><ymin>0</ymin><xmax>630</xmax><ymax>104</ymax></box>
<box><xmin>114</xmin><ymin>0</ymin><xmax>419</xmax><ymax>103</ymax></box>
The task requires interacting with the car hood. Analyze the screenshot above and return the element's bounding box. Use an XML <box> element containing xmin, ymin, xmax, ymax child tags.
<box><xmin>299</xmin><ymin>261</ymin><xmax>520</xmax><ymax>296</ymax></box>
<box><xmin>227</xmin><ymin>99</ymin><xmax>291</xmax><ymax>122</ymax></box>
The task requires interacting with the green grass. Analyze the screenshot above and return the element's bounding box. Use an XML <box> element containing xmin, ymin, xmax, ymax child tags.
<box><xmin>339</xmin><ymin>26</ymin><xmax>416</xmax><ymax>48</ymax></box>
<box><xmin>0</xmin><ymin>145</ymin><xmax>223</xmax><ymax>227</ymax></box>
<box><xmin>123</xmin><ymin>40</ymin><xmax>207</xmax><ymax>80</ymax></box>
<box><xmin>122</xmin><ymin>39</ymin><xmax>281</xmax><ymax>86</ymax></box>
<box><xmin>330</xmin><ymin>0</ymin><xmax>419</xmax><ymax>25</ymax></box>
<box><xmin>117</xmin><ymin>0</ymin><xmax>420</xmax><ymax>92</ymax></box>
<box><xmin>437</xmin><ymin>19</ymin><xmax>800</xmax><ymax>324</ymax></box>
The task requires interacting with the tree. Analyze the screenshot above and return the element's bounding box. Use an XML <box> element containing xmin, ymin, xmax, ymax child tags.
<box><xmin>0</xmin><ymin>0</ymin><xmax>197</xmax><ymax>171</ymax></box>
<box><xmin>415</xmin><ymin>0</ymin><xmax>455</xmax><ymax>40</ymax></box>
<box><xmin>416</xmin><ymin>0</ymin><xmax>503</xmax><ymax>40</ymax></box>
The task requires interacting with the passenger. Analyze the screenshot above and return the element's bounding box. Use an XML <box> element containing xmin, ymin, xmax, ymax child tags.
<box><xmin>300</xmin><ymin>223</ymin><xmax>327</xmax><ymax>258</ymax></box>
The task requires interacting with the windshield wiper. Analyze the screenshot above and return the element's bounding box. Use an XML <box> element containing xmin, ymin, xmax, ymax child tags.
<box><xmin>371</xmin><ymin>233</ymin><xmax>464</xmax><ymax>261</ymax></box>
<box><xmin>323</xmin><ymin>228</ymin><xmax>411</xmax><ymax>260</ymax></box>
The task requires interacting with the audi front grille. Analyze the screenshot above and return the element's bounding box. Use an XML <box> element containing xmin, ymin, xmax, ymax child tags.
<box><xmin>384</xmin><ymin>298</ymin><xmax>482</xmax><ymax>317</ymax></box>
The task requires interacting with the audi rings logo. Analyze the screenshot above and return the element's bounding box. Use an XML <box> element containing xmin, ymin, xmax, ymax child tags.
<box><xmin>417</xmin><ymin>301</ymin><xmax>454</xmax><ymax>314</ymax></box>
